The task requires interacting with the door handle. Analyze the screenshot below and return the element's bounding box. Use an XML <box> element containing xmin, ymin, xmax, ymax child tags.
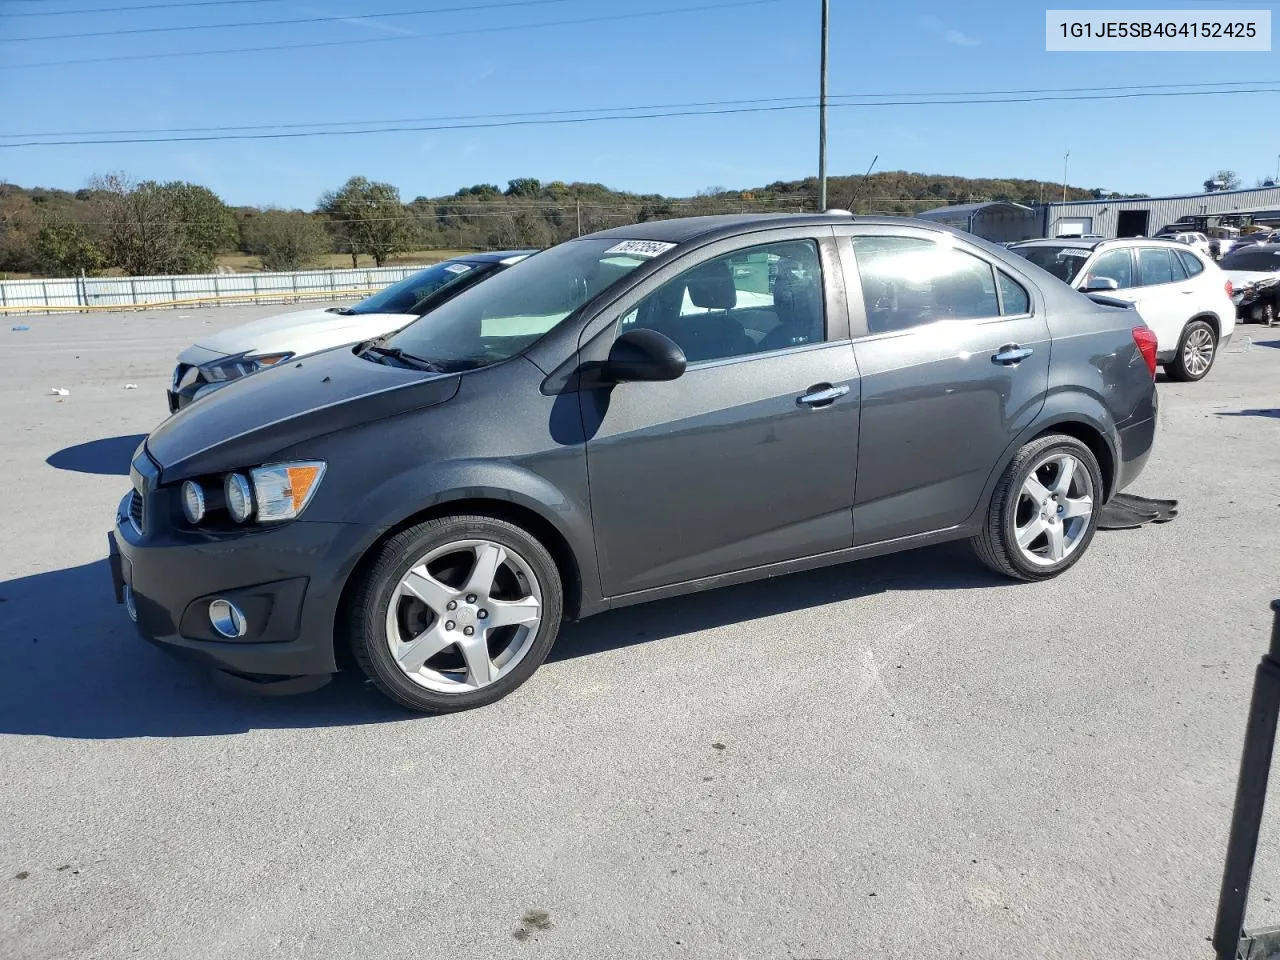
<box><xmin>1181</xmin><ymin>290</ymin><xmax>1195</xmax><ymax>294</ymax></box>
<box><xmin>992</xmin><ymin>344</ymin><xmax>1033</xmax><ymax>365</ymax></box>
<box><xmin>797</xmin><ymin>383</ymin><xmax>849</xmax><ymax>408</ymax></box>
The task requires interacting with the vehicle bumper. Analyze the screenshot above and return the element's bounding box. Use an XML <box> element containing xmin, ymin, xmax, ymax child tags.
<box><xmin>108</xmin><ymin>493</ymin><xmax>378</xmax><ymax>679</ymax></box>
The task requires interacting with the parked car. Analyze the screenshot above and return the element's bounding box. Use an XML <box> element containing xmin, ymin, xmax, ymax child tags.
<box><xmin>1229</xmin><ymin>230</ymin><xmax>1280</xmax><ymax>250</ymax></box>
<box><xmin>1207</xmin><ymin>226</ymin><xmax>1241</xmax><ymax>259</ymax></box>
<box><xmin>1008</xmin><ymin>237</ymin><xmax>1235</xmax><ymax>381</ymax></box>
<box><xmin>1220</xmin><ymin>243</ymin><xmax>1280</xmax><ymax>325</ymax></box>
<box><xmin>1160</xmin><ymin>231</ymin><xmax>1214</xmax><ymax>258</ymax></box>
<box><xmin>167</xmin><ymin>251</ymin><xmax>534</xmax><ymax>411</ymax></box>
<box><xmin>110</xmin><ymin>214</ymin><xmax>1158</xmax><ymax>713</ymax></box>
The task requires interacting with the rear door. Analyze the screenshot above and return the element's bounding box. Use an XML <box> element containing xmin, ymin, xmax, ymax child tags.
<box><xmin>1130</xmin><ymin>245</ymin><xmax>1193</xmax><ymax>353</ymax></box>
<box><xmin>836</xmin><ymin>225</ymin><xmax>1051</xmax><ymax>545</ymax></box>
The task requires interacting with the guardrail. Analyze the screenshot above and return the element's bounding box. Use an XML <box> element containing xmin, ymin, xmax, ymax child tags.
<box><xmin>0</xmin><ymin>265</ymin><xmax>431</xmax><ymax>315</ymax></box>
<box><xmin>1215</xmin><ymin>599</ymin><xmax>1280</xmax><ymax>960</ymax></box>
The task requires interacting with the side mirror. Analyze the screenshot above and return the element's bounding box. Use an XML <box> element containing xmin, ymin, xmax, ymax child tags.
<box><xmin>1084</xmin><ymin>276</ymin><xmax>1120</xmax><ymax>291</ymax></box>
<box><xmin>604</xmin><ymin>329</ymin><xmax>686</xmax><ymax>383</ymax></box>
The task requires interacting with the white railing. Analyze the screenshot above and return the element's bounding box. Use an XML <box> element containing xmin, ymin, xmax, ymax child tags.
<box><xmin>0</xmin><ymin>265</ymin><xmax>433</xmax><ymax>314</ymax></box>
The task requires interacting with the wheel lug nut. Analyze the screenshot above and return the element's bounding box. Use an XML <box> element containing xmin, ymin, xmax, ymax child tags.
<box><xmin>445</xmin><ymin>620</ymin><xmax>455</xmax><ymax>631</ymax></box>
<box><xmin>463</xmin><ymin>626</ymin><xmax>475</xmax><ymax>636</ymax></box>
<box><xmin>446</xmin><ymin>600</ymin><xmax>457</xmax><ymax>611</ymax></box>
<box><xmin>477</xmin><ymin>609</ymin><xmax>488</xmax><ymax>620</ymax></box>
<box><xmin>465</xmin><ymin>594</ymin><xmax>477</xmax><ymax>603</ymax></box>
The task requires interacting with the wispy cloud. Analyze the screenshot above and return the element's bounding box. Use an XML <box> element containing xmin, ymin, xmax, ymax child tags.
<box><xmin>288</xmin><ymin>4</ymin><xmax>417</xmax><ymax>37</ymax></box>
<box><xmin>917</xmin><ymin>13</ymin><xmax>980</xmax><ymax>47</ymax></box>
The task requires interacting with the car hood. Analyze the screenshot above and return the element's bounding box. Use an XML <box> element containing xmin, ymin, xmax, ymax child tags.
<box><xmin>148</xmin><ymin>345</ymin><xmax>460</xmax><ymax>481</ymax></box>
<box><xmin>184</xmin><ymin>307</ymin><xmax>415</xmax><ymax>361</ymax></box>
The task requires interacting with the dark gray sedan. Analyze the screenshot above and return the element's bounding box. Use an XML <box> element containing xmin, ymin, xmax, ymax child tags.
<box><xmin>109</xmin><ymin>213</ymin><xmax>1159</xmax><ymax>713</ymax></box>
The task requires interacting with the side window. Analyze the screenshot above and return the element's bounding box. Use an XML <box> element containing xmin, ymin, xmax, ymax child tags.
<box><xmin>1084</xmin><ymin>248</ymin><xmax>1134</xmax><ymax>289</ymax></box>
<box><xmin>1137</xmin><ymin>247</ymin><xmax>1177</xmax><ymax>286</ymax></box>
<box><xmin>621</xmin><ymin>239</ymin><xmax>824</xmax><ymax>364</ymax></box>
<box><xmin>1168</xmin><ymin>250</ymin><xmax>1188</xmax><ymax>281</ymax></box>
<box><xmin>997</xmin><ymin>271</ymin><xmax>1030</xmax><ymax>315</ymax></box>
<box><xmin>1177</xmin><ymin>250</ymin><xmax>1205</xmax><ymax>277</ymax></box>
<box><xmin>851</xmin><ymin>236</ymin><xmax>1000</xmax><ymax>334</ymax></box>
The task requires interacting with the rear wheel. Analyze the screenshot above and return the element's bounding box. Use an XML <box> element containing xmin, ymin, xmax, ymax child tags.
<box><xmin>347</xmin><ymin>515</ymin><xmax>563</xmax><ymax>713</ymax></box>
<box><xmin>971</xmin><ymin>434</ymin><xmax>1102</xmax><ymax>582</ymax></box>
<box><xmin>1255</xmin><ymin>301</ymin><xmax>1277</xmax><ymax>327</ymax></box>
<box><xmin>1165</xmin><ymin>319</ymin><xmax>1217</xmax><ymax>382</ymax></box>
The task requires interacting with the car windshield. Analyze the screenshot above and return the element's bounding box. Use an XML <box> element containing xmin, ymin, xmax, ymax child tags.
<box><xmin>347</xmin><ymin>260</ymin><xmax>481</xmax><ymax>315</ymax></box>
<box><xmin>1220</xmin><ymin>248</ymin><xmax>1280</xmax><ymax>272</ymax></box>
<box><xmin>1010</xmin><ymin>244</ymin><xmax>1094</xmax><ymax>283</ymax></box>
<box><xmin>381</xmin><ymin>238</ymin><xmax>656</xmax><ymax>370</ymax></box>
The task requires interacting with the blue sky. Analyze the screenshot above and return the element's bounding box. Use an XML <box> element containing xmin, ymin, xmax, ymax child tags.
<box><xmin>0</xmin><ymin>0</ymin><xmax>1277</xmax><ymax>208</ymax></box>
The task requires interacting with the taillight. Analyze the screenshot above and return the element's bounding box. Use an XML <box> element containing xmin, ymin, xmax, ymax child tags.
<box><xmin>1132</xmin><ymin>326</ymin><xmax>1158</xmax><ymax>379</ymax></box>
<box><xmin>1225</xmin><ymin>279</ymin><xmax>1234</xmax><ymax>299</ymax></box>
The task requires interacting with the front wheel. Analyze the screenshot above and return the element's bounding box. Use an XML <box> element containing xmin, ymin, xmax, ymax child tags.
<box><xmin>971</xmin><ymin>434</ymin><xmax>1103</xmax><ymax>582</ymax></box>
<box><xmin>347</xmin><ymin>515</ymin><xmax>563</xmax><ymax>713</ymax></box>
<box><xmin>1165</xmin><ymin>319</ymin><xmax>1218</xmax><ymax>381</ymax></box>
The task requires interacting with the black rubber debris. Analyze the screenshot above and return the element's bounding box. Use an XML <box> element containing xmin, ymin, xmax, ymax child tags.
<box><xmin>1098</xmin><ymin>493</ymin><xmax>1179</xmax><ymax>530</ymax></box>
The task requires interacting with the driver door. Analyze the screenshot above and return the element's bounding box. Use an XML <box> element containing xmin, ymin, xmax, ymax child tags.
<box><xmin>580</xmin><ymin>231</ymin><xmax>861</xmax><ymax>598</ymax></box>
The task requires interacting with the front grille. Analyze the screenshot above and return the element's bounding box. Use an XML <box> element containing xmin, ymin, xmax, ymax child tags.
<box><xmin>128</xmin><ymin>490</ymin><xmax>144</xmax><ymax>536</ymax></box>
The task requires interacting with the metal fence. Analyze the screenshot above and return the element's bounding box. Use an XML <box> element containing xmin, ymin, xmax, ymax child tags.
<box><xmin>0</xmin><ymin>264</ymin><xmax>432</xmax><ymax>314</ymax></box>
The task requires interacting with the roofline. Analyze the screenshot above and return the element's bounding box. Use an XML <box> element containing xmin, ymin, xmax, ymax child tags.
<box><xmin>1045</xmin><ymin>184</ymin><xmax>1280</xmax><ymax>207</ymax></box>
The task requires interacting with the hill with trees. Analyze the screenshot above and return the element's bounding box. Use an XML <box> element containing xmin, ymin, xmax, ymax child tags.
<box><xmin>0</xmin><ymin>170</ymin><xmax>1101</xmax><ymax>278</ymax></box>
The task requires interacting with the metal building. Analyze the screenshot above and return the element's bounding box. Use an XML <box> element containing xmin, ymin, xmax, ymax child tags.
<box><xmin>915</xmin><ymin>201</ymin><xmax>1040</xmax><ymax>243</ymax></box>
<box><xmin>1039</xmin><ymin>185</ymin><xmax>1280</xmax><ymax>239</ymax></box>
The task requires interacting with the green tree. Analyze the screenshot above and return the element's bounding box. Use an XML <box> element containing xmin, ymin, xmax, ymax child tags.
<box><xmin>318</xmin><ymin>176</ymin><xmax>410</xmax><ymax>267</ymax></box>
<box><xmin>1204</xmin><ymin>170</ymin><xmax>1242</xmax><ymax>192</ymax></box>
<box><xmin>91</xmin><ymin>173</ymin><xmax>185</xmax><ymax>275</ymax></box>
<box><xmin>505</xmin><ymin>177</ymin><xmax>542</xmax><ymax>198</ymax></box>
<box><xmin>157</xmin><ymin>181</ymin><xmax>237</xmax><ymax>272</ymax></box>
<box><xmin>240</xmin><ymin>209</ymin><xmax>329</xmax><ymax>271</ymax></box>
<box><xmin>34</xmin><ymin>218</ymin><xmax>104</xmax><ymax>276</ymax></box>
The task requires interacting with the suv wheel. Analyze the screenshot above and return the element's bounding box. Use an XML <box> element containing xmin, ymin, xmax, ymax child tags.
<box><xmin>347</xmin><ymin>515</ymin><xmax>563</xmax><ymax>713</ymax></box>
<box><xmin>1166</xmin><ymin>319</ymin><xmax>1217</xmax><ymax>381</ymax></box>
<box><xmin>971</xmin><ymin>434</ymin><xmax>1103</xmax><ymax>582</ymax></box>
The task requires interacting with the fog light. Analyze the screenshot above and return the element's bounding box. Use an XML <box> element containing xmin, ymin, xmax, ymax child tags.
<box><xmin>225</xmin><ymin>473</ymin><xmax>253</xmax><ymax>523</ymax></box>
<box><xmin>182</xmin><ymin>480</ymin><xmax>206</xmax><ymax>524</ymax></box>
<box><xmin>209</xmin><ymin>599</ymin><xmax>247</xmax><ymax>638</ymax></box>
<box><xmin>123</xmin><ymin>584</ymin><xmax>137</xmax><ymax>623</ymax></box>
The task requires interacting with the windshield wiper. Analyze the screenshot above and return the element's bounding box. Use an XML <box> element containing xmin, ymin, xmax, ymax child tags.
<box><xmin>359</xmin><ymin>341</ymin><xmax>442</xmax><ymax>371</ymax></box>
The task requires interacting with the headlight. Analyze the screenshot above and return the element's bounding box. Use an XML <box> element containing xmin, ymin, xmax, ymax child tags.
<box><xmin>225</xmin><ymin>473</ymin><xmax>253</xmax><ymax>523</ymax></box>
<box><xmin>182</xmin><ymin>480</ymin><xmax>206</xmax><ymax>523</ymax></box>
<box><xmin>248</xmin><ymin>461</ymin><xmax>326</xmax><ymax>522</ymax></box>
<box><xmin>200</xmin><ymin>352</ymin><xmax>292</xmax><ymax>383</ymax></box>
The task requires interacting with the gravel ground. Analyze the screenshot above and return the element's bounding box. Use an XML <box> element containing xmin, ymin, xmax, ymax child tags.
<box><xmin>2</xmin><ymin>306</ymin><xmax>1279</xmax><ymax>960</ymax></box>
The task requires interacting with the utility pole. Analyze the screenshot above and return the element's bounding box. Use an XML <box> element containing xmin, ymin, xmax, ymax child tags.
<box><xmin>1062</xmin><ymin>150</ymin><xmax>1070</xmax><ymax>203</ymax></box>
<box><xmin>818</xmin><ymin>0</ymin><xmax>829</xmax><ymax>211</ymax></box>
<box><xmin>1275</xmin><ymin>153</ymin><xmax>1279</xmax><ymax>184</ymax></box>
<box><xmin>576</xmin><ymin>199</ymin><xmax>582</xmax><ymax>238</ymax></box>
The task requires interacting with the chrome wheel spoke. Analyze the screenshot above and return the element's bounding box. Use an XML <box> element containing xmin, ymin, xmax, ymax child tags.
<box><xmin>1016</xmin><ymin>516</ymin><xmax>1047</xmax><ymax>548</ymax></box>
<box><xmin>1051</xmin><ymin>456</ymin><xmax>1075</xmax><ymax>495</ymax></box>
<box><xmin>464</xmin><ymin>543</ymin><xmax>506</xmax><ymax>598</ymax></box>
<box><xmin>401</xmin><ymin>566</ymin><xmax>456</xmax><ymax>614</ymax></box>
<box><xmin>458</xmin><ymin>635</ymin><xmax>493</xmax><ymax>687</ymax></box>
<box><xmin>395</xmin><ymin>623</ymin><xmax>453</xmax><ymax>673</ymax></box>
<box><xmin>1062</xmin><ymin>494</ymin><xmax>1093</xmax><ymax>519</ymax></box>
<box><xmin>1023</xmin><ymin>475</ymin><xmax>1051</xmax><ymax>502</ymax></box>
<box><xmin>486</xmin><ymin>596</ymin><xmax>541</xmax><ymax>630</ymax></box>
<box><xmin>1045</xmin><ymin>522</ymin><xmax>1066</xmax><ymax>561</ymax></box>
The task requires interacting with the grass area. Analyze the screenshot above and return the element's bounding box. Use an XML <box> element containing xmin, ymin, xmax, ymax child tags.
<box><xmin>212</xmin><ymin>250</ymin><xmax>479</xmax><ymax>273</ymax></box>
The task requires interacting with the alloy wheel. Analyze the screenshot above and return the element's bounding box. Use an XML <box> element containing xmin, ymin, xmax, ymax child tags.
<box><xmin>1013</xmin><ymin>453</ymin><xmax>1095</xmax><ymax>567</ymax></box>
<box><xmin>1182</xmin><ymin>326</ymin><xmax>1215</xmax><ymax>377</ymax></box>
<box><xmin>384</xmin><ymin>539</ymin><xmax>543</xmax><ymax>693</ymax></box>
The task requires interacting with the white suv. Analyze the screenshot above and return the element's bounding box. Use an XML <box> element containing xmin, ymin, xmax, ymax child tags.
<box><xmin>1009</xmin><ymin>237</ymin><xmax>1235</xmax><ymax>382</ymax></box>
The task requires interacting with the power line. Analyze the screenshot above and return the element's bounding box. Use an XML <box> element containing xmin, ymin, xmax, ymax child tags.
<box><xmin>2</xmin><ymin>0</ymin><xmax>575</xmax><ymax>41</ymax></box>
<box><xmin>0</xmin><ymin>0</ymin><xmax>286</xmax><ymax>17</ymax></box>
<box><xmin>3</xmin><ymin>80</ymin><xmax>1274</xmax><ymax>139</ymax></box>
<box><xmin>0</xmin><ymin>0</ymin><xmax>798</xmax><ymax>67</ymax></box>
<box><xmin>3</xmin><ymin>85</ymin><xmax>1278</xmax><ymax>148</ymax></box>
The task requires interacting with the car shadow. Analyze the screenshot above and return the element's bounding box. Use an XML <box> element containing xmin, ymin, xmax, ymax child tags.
<box><xmin>46</xmin><ymin>434</ymin><xmax>147</xmax><ymax>476</ymax></box>
<box><xmin>1255</xmin><ymin>339</ymin><xmax>1280</xmax><ymax>349</ymax></box>
<box><xmin>550</xmin><ymin>542</ymin><xmax>1004</xmax><ymax>663</ymax></box>
<box><xmin>1216</xmin><ymin>409</ymin><xmax>1280</xmax><ymax>419</ymax></box>
<box><xmin>0</xmin><ymin>543</ymin><xmax>1006</xmax><ymax>739</ymax></box>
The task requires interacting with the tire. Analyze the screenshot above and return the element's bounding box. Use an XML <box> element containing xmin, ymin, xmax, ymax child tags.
<box><xmin>1262</xmin><ymin>301</ymin><xmax>1277</xmax><ymax>327</ymax></box>
<box><xmin>971</xmin><ymin>433</ymin><xmax>1104</xmax><ymax>582</ymax></box>
<box><xmin>346</xmin><ymin>514</ymin><xmax>563</xmax><ymax>713</ymax></box>
<box><xmin>1164</xmin><ymin>319</ymin><xmax>1218</xmax><ymax>382</ymax></box>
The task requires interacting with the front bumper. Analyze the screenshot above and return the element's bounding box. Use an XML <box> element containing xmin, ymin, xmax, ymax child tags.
<box><xmin>109</xmin><ymin>490</ymin><xmax>378</xmax><ymax>679</ymax></box>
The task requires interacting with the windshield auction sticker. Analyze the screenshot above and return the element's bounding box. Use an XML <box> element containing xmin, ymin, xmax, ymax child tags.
<box><xmin>1046</xmin><ymin>9</ymin><xmax>1270</xmax><ymax>50</ymax></box>
<box><xmin>604</xmin><ymin>240</ymin><xmax>677</xmax><ymax>258</ymax></box>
